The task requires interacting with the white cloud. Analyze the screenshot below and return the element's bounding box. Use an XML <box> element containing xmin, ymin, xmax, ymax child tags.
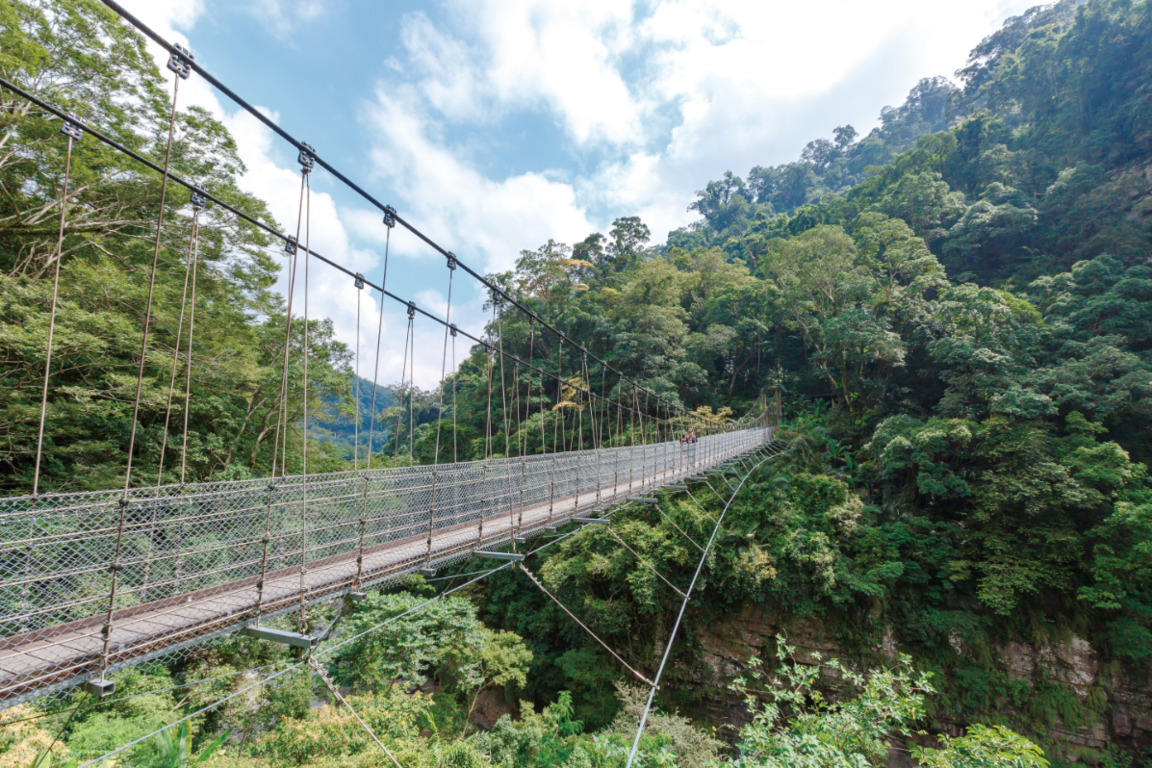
<box><xmin>404</xmin><ymin>1</ymin><xmax>646</xmax><ymax>146</ymax></box>
<box><xmin>115</xmin><ymin>0</ymin><xmax>1040</xmax><ymax>388</ymax></box>
<box><xmin>365</xmin><ymin>0</ymin><xmax>1038</xmax><ymax>248</ymax></box>
<box><xmin>362</xmin><ymin>84</ymin><xmax>596</xmax><ymax>276</ymax></box>
<box><xmin>245</xmin><ymin>0</ymin><xmax>324</xmax><ymax>39</ymax></box>
<box><xmin>115</xmin><ymin>0</ymin><xmax>424</xmax><ymax>386</ymax></box>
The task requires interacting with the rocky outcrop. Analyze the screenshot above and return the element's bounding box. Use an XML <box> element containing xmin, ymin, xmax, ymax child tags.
<box><xmin>683</xmin><ymin>604</ymin><xmax>1152</xmax><ymax>765</ymax></box>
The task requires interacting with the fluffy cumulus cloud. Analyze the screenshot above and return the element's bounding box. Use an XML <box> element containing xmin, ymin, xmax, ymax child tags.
<box><xmin>358</xmin><ymin>83</ymin><xmax>596</xmax><ymax>272</ymax></box>
<box><xmin>369</xmin><ymin>0</ymin><xmax>1038</xmax><ymax>244</ymax></box>
<box><xmin>115</xmin><ymin>0</ymin><xmax>1037</xmax><ymax>387</ymax></box>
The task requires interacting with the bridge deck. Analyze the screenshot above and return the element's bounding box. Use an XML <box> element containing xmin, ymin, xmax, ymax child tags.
<box><xmin>0</xmin><ymin>429</ymin><xmax>771</xmax><ymax>706</ymax></box>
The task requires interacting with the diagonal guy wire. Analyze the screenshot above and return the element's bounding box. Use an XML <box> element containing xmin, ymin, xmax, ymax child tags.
<box><xmin>308</xmin><ymin>656</ymin><xmax>403</xmax><ymax>768</ymax></box>
<box><xmin>652</xmin><ymin>505</ymin><xmax>706</xmax><ymax>553</ymax></box>
<box><xmin>606</xmin><ymin>527</ymin><xmax>686</xmax><ymax>598</ymax></box>
<box><xmin>518</xmin><ymin>562</ymin><xmax>655</xmax><ymax>687</ymax></box>
<box><xmin>624</xmin><ymin>445</ymin><xmax>784</xmax><ymax>768</ymax></box>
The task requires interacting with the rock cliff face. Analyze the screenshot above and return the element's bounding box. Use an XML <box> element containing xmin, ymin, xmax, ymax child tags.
<box><xmin>683</xmin><ymin>604</ymin><xmax>1152</xmax><ymax>765</ymax></box>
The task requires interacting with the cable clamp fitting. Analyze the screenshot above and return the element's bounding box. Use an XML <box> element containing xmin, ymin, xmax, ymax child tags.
<box><xmin>285</xmin><ymin>235</ymin><xmax>298</xmax><ymax>255</ymax></box>
<box><xmin>407</xmin><ymin>301</ymin><xmax>416</xmax><ymax>319</ymax></box>
<box><xmin>167</xmin><ymin>43</ymin><xmax>194</xmax><ymax>80</ymax></box>
<box><xmin>446</xmin><ymin>252</ymin><xmax>457</xmax><ymax>271</ymax></box>
<box><xmin>382</xmin><ymin>205</ymin><xmax>397</xmax><ymax>228</ymax></box>
<box><xmin>491</xmin><ymin>289</ymin><xmax>503</xmax><ymax>306</ymax></box>
<box><xmin>354</xmin><ymin>273</ymin><xmax>365</xmax><ymax>290</ymax></box>
<box><xmin>190</xmin><ymin>185</ymin><xmax>208</xmax><ymax>209</ymax></box>
<box><xmin>449</xmin><ymin>323</ymin><xmax>457</xmax><ymax>338</ymax></box>
<box><xmin>297</xmin><ymin>142</ymin><xmax>316</xmax><ymax>173</ymax></box>
<box><xmin>60</xmin><ymin>119</ymin><xmax>83</xmax><ymax>141</ymax></box>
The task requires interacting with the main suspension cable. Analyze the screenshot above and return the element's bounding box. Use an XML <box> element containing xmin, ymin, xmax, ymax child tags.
<box><xmin>0</xmin><ymin>75</ymin><xmax>687</xmax><ymax>434</ymax></box>
<box><xmin>92</xmin><ymin>3</ymin><xmax>717</xmax><ymax>429</ymax></box>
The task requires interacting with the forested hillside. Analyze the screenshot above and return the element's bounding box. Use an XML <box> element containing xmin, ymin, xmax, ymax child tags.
<box><xmin>2</xmin><ymin>0</ymin><xmax>1151</xmax><ymax>766</ymax></box>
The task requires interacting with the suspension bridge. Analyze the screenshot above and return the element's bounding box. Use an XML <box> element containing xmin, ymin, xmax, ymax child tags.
<box><xmin>0</xmin><ymin>427</ymin><xmax>776</xmax><ymax>709</ymax></box>
<box><xmin>1</xmin><ymin>4</ymin><xmax>789</xmax><ymax>766</ymax></box>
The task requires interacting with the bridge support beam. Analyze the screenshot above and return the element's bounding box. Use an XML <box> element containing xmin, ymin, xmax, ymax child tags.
<box><xmin>476</xmin><ymin>550</ymin><xmax>524</xmax><ymax>561</ymax></box>
<box><xmin>83</xmin><ymin>679</ymin><xmax>115</xmax><ymax>698</ymax></box>
<box><xmin>241</xmin><ymin>626</ymin><xmax>317</xmax><ymax>649</ymax></box>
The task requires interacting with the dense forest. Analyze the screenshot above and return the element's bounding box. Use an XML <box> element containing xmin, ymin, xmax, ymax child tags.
<box><xmin>2</xmin><ymin>0</ymin><xmax>1152</xmax><ymax>766</ymax></box>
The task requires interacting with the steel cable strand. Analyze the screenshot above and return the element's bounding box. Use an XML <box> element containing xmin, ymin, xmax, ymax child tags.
<box><xmin>477</xmin><ymin>307</ymin><xmax>497</xmax><ymax>547</ymax></box>
<box><xmin>426</xmin><ymin>256</ymin><xmax>455</xmax><ymax>564</ymax></box>
<box><xmin>355</xmin><ymin>223</ymin><xmax>394</xmax><ymax>589</ymax></box>
<box><xmin>573</xmin><ymin>359</ymin><xmax>584</xmax><ymax>515</ymax></box>
<box><xmin>350</xmin><ymin>271</ymin><xmax>369</xmax><ymax>588</ymax></box>
<box><xmin>623</xmin><ymin>451</ymin><xmax>780</xmax><ymax>768</ymax></box>
<box><xmin>271</xmin><ymin>172</ymin><xmax>308</xmax><ymax>479</ymax></box>
<box><xmin>365</xmin><ymin>224</ymin><xmax>393</xmax><ymax>472</ymax></box>
<box><xmin>515</xmin><ymin>318</ymin><xmax>537</xmax><ymax>533</ymax></box>
<box><xmin>254</xmin><ymin>170</ymin><xmax>307</xmax><ymax>627</ymax></box>
<box><xmin>32</xmin><ymin>690</ymin><xmax>91</xmax><ymax>766</ymax></box>
<box><xmin>451</xmin><ymin>328</ymin><xmax>458</xmax><ymax>464</ymax></box>
<box><xmin>605</xmin><ymin>527</ymin><xmax>686</xmax><ymax>598</ymax></box>
<box><xmin>178</xmin><ymin>206</ymin><xmax>203</xmax><ymax>486</ymax></box>
<box><xmin>407</xmin><ymin>315</ymin><xmax>415</xmax><ymax>460</ymax></box>
<box><xmin>69</xmin><ymin>556</ymin><xmax>522</xmax><ymax>768</ymax></box>
<box><xmin>522</xmin><ymin>319</ymin><xmax>535</xmax><ymax>458</ymax></box>
<box><xmin>393</xmin><ymin>311</ymin><xmax>413</xmax><ymax>462</ymax></box>
<box><xmin>307</xmin><ymin>656</ymin><xmax>404</xmax><ymax>768</ymax></box>
<box><xmin>493</xmin><ymin>295</ymin><xmax>517</xmax><ymax>549</ymax></box>
<box><xmin>30</xmin><ymin>120</ymin><xmax>78</xmax><ymax>498</ymax></box>
<box><xmin>354</xmin><ymin>273</ymin><xmax>363</xmax><ymax>472</ymax></box>
<box><xmin>22</xmin><ymin>119</ymin><xmax>77</xmax><ymax>633</ymax></box>
<box><xmin>516</xmin><ymin>562</ymin><xmax>655</xmax><ymax>687</ymax></box>
<box><xmin>143</xmin><ymin>197</ymin><xmax>201</xmax><ymax>603</ymax></box>
<box><xmin>101</xmin><ymin>1</ymin><xmax>717</xmax><ymax>434</ymax></box>
<box><xmin>0</xmin><ymin>74</ymin><xmax>695</xmax><ymax>435</ymax></box>
<box><xmin>155</xmin><ymin>203</ymin><xmax>200</xmax><ymax>486</ymax></box>
<box><xmin>650</xmin><ymin>502</ymin><xmax>706</xmax><ymax>553</ymax></box>
<box><xmin>298</xmin><ymin>173</ymin><xmax>313</xmax><ymax>634</ymax></box>
<box><xmin>99</xmin><ymin>72</ymin><xmax>183</xmax><ymax>684</ymax></box>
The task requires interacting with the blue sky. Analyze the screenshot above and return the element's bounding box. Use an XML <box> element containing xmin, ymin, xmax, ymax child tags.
<box><xmin>123</xmin><ymin>0</ymin><xmax>1035</xmax><ymax>387</ymax></box>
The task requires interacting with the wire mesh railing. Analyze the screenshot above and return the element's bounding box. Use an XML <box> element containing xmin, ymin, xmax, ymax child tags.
<box><xmin>0</xmin><ymin>425</ymin><xmax>772</xmax><ymax>710</ymax></box>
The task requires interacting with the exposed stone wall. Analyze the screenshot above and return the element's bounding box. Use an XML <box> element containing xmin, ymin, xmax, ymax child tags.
<box><xmin>682</xmin><ymin>604</ymin><xmax>1152</xmax><ymax>765</ymax></box>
